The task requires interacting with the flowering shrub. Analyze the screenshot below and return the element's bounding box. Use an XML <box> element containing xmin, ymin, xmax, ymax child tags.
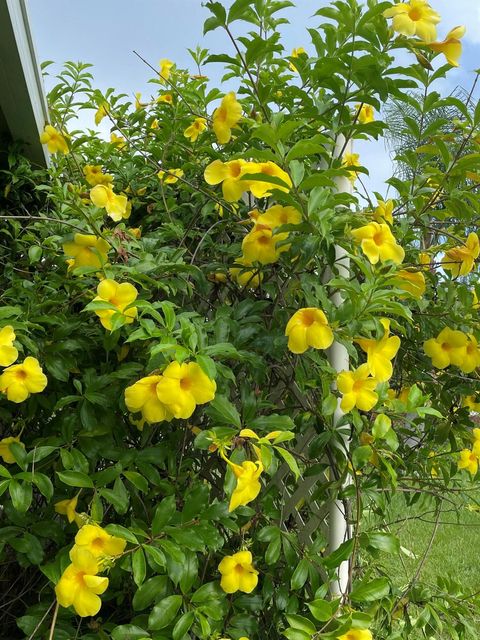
<box><xmin>1</xmin><ymin>1</ymin><xmax>480</xmax><ymax>638</ymax></box>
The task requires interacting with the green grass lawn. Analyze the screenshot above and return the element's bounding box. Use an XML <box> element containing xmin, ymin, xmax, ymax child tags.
<box><xmin>362</xmin><ymin>491</ymin><xmax>480</xmax><ymax>638</ymax></box>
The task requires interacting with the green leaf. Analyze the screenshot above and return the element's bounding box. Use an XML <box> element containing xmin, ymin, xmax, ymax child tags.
<box><xmin>56</xmin><ymin>470</ymin><xmax>94</xmax><ymax>488</ymax></box>
<box><xmin>283</xmin><ymin>629</ymin><xmax>311</xmax><ymax>640</ymax></box>
<box><xmin>105</xmin><ymin>524</ymin><xmax>138</xmax><ymax>544</ymax></box>
<box><xmin>123</xmin><ymin>471</ymin><xmax>149</xmax><ymax>493</ymax></box>
<box><xmin>172</xmin><ymin>611</ymin><xmax>195</xmax><ymax>640</ymax></box>
<box><xmin>372</xmin><ymin>414</ymin><xmax>391</xmax><ymax>440</ymax></box>
<box><xmin>286</xmin><ymin>139</ymin><xmax>326</xmax><ymax>162</ymax></box>
<box><xmin>132</xmin><ymin>548</ymin><xmax>146</xmax><ymax>586</ymax></box>
<box><xmin>111</xmin><ymin>624</ymin><xmax>149</xmax><ymax>640</ymax></box>
<box><xmin>360</xmin><ymin>531</ymin><xmax>400</xmax><ymax>555</ymax></box>
<box><xmin>196</xmin><ymin>354</ymin><xmax>217</xmax><ymax>380</ymax></box>
<box><xmin>352</xmin><ymin>445</ymin><xmax>372</xmax><ymax>469</ymax></box>
<box><xmin>148</xmin><ymin>595</ymin><xmax>183</xmax><ymax>630</ymax></box>
<box><xmin>133</xmin><ymin>575</ymin><xmax>169</xmax><ymax>611</ymax></box>
<box><xmin>307</xmin><ymin>598</ymin><xmax>335</xmax><ymax>622</ymax></box>
<box><xmin>228</xmin><ymin>0</ymin><xmax>256</xmax><ymax>23</ymax></box>
<box><xmin>32</xmin><ymin>473</ymin><xmax>53</xmax><ymax>500</ymax></box>
<box><xmin>191</xmin><ymin>581</ymin><xmax>224</xmax><ymax>604</ymax></box>
<box><xmin>275</xmin><ymin>446</ymin><xmax>301</xmax><ymax>479</ymax></box>
<box><xmin>285</xmin><ymin>614</ymin><xmax>316</xmax><ymax>634</ymax></box>
<box><xmin>350</xmin><ymin>577</ymin><xmax>390</xmax><ymax>602</ymax></box>
<box><xmin>152</xmin><ymin>495</ymin><xmax>176</xmax><ymax>535</ymax></box>
<box><xmin>26</xmin><ymin>446</ymin><xmax>56</xmax><ymax>464</ymax></box>
<box><xmin>250</xmin><ymin>414</ymin><xmax>295</xmax><ymax>432</ymax></box>
<box><xmin>206</xmin><ymin>394</ymin><xmax>241</xmax><ymax>428</ymax></box>
<box><xmin>9</xmin><ymin>480</ymin><xmax>32</xmax><ymax>513</ymax></box>
<box><xmin>323</xmin><ymin>539</ymin><xmax>354</xmax><ymax>570</ymax></box>
<box><xmin>100</xmin><ymin>477</ymin><xmax>129</xmax><ymax>514</ymax></box>
<box><xmin>290</xmin><ymin>558</ymin><xmax>309</xmax><ymax>590</ymax></box>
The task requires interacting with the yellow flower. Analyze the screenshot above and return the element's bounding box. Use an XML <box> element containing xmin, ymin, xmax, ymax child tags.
<box><xmin>150</xmin><ymin>118</ymin><xmax>159</xmax><ymax>130</ymax></box>
<box><xmin>184</xmin><ymin>117</ymin><xmax>207</xmax><ymax>142</ymax></box>
<box><xmin>218</xmin><ymin>550</ymin><xmax>258</xmax><ymax>594</ymax></box>
<box><xmin>72</xmin><ymin>524</ymin><xmax>126</xmax><ymax>559</ymax></box>
<box><xmin>212</xmin><ymin>92</ymin><xmax>242</xmax><ymax>144</ymax></box>
<box><xmin>355</xmin><ymin>104</ymin><xmax>375</xmax><ymax>124</ymax></box>
<box><xmin>125</xmin><ymin>375</ymin><xmax>173</xmax><ymax>424</ymax></box>
<box><xmin>289</xmin><ymin>47</ymin><xmax>306</xmax><ymax>72</ymax></box>
<box><xmin>157</xmin><ymin>93</ymin><xmax>173</xmax><ymax>105</ymax></box>
<box><xmin>63</xmin><ymin>233</ymin><xmax>110</xmax><ymax>270</ymax></box>
<box><xmin>387</xmin><ymin>386</ymin><xmax>410</xmax><ymax>404</ymax></box>
<box><xmin>242</xmin><ymin>223</ymin><xmax>289</xmax><ymax>265</ymax></box>
<box><xmin>394</xmin><ymin>270</ymin><xmax>426</xmax><ymax>299</ymax></box>
<box><xmin>464</xmin><ymin>396</ymin><xmax>480</xmax><ymax>412</ymax></box>
<box><xmin>442</xmin><ymin>232</ymin><xmax>480</xmax><ymax>277</ymax></box>
<box><xmin>90</xmin><ymin>185</ymin><xmax>129</xmax><ymax>222</ymax></box>
<box><xmin>285</xmin><ymin>308</ymin><xmax>334</xmax><ymax>354</ymax></box>
<box><xmin>0</xmin><ymin>325</ymin><xmax>18</xmax><ymax>367</ymax></box>
<box><xmin>94</xmin><ymin>102</ymin><xmax>109</xmax><ymax>125</ymax></box>
<box><xmin>256</xmin><ymin>204</ymin><xmax>302</xmax><ymax>229</ymax></box>
<box><xmin>129</xmin><ymin>227</ymin><xmax>142</xmax><ymax>239</ymax></box>
<box><xmin>373</xmin><ymin>199</ymin><xmax>393</xmax><ymax>224</ymax></box>
<box><xmin>229</xmin><ymin>258</ymin><xmax>263</xmax><ymax>289</ymax></box>
<box><xmin>0</xmin><ymin>357</ymin><xmax>47</xmax><ymax>403</ymax></box>
<box><xmin>0</xmin><ymin>436</ymin><xmax>24</xmax><ymax>464</ymax></box>
<box><xmin>458</xmin><ymin>449</ymin><xmax>478</xmax><ymax>476</ymax></box>
<box><xmin>156</xmin><ymin>361</ymin><xmax>217</xmax><ymax>420</ymax></box>
<box><xmin>383</xmin><ymin>0</ymin><xmax>441</xmax><ymax>43</ymax></box>
<box><xmin>135</xmin><ymin>92</ymin><xmax>147</xmax><ymax>110</ymax></box>
<box><xmin>337</xmin><ymin>630</ymin><xmax>373</xmax><ymax>640</ymax></box>
<box><xmin>419</xmin><ymin>251</ymin><xmax>430</xmax><ymax>268</ymax></box>
<box><xmin>427</xmin><ymin>25</ymin><xmax>465</xmax><ymax>66</ymax></box>
<box><xmin>55</xmin><ymin>494</ymin><xmax>82</xmax><ymax>525</ymax></box>
<box><xmin>342</xmin><ymin>152</ymin><xmax>361</xmax><ymax>183</ymax></box>
<box><xmin>246</xmin><ymin>161</ymin><xmax>292</xmax><ymax>198</ymax></box>
<box><xmin>157</xmin><ymin>168</ymin><xmax>184</xmax><ymax>184</ymax></box>
<box><xmin>337</xmin><ymin>364</ymin><xmax>378</xmax><ymax>413</ymax></box>
<box><xmin>39</xmin><ymin>124</ymin><xmax>68</xmax><ymax>154</ymax></box>
<box><xmin>351</xmin><ymin>222</ymin><xmax>405</xmax><ymax>265</ymax></box>
<box><xmin>55</xmin><ymin>547</ymin><xmax>108</xmax><ymax>617</ymax></box>
<box><xmin>225</xmin><ymin>458</ymin><xmax>263</xmax><ymax>512</ymax></box>
<box><xmin>472</xmin><ymin>289</ymin><xmax>480</xmax><ymax>309</ymax></box>
<box><xmin>92</xmin><ymin>279</ymin><xmax>138</xmax><ymax>331</ymax></box>
<box><xmin>204</xmin><ymin>159</ymin><xmax>250</xmax><ymax>202</ymax></box>
<box><xmin>110</xmin><ymin>132</ymin><xmax>126</xmax><ymax>148</ymax></box>
<box><xmin>424</xmin><ymin>327</ymin><xmax>468</xmax><ymax>369</ymax></box>
<box><xmin>159</xmin><ymin>58</ymin><xmax>174</xmax><ymax>83</ymax></box>
<box><xmin>460</xmin><ymin>335</ymin><xmax>480</xmax><ymax>374</ymax></box>
<box><xmin>355</xmin><ymin>319</ymin><xmax>401</xmax><ymax>382</ymax></box>
<box><xmin>83</xmin><ymin>165</ymin><xmax>113</xmax><ymax>187</ymax></box>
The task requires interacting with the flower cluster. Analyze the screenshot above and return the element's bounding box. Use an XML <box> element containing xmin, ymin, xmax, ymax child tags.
<box><xmin>125</xmin><ymin>360</ymin><xmax>216</xmax><ymax>425</ymax></box>
<box><xmin>424</xmin><ymin>327</ymin><xmax>480</xmax><ymax>373</ymax></box>
<box><xmin>0</xmin><ymin>325</ymin><xmax>47</xmax><ymax>403</ymax></box>
<box><xmin>458</xmin><ymin>429</ymin><xmax>480</xmax><ymax>477</ymax></box>
<box><xmin>442</xmin><ymin>232</ymin><xmax>479</xmax><ymax>277</ymax></box>
<box><xmin>63</xmin><ymin>233</ymin><xmax>110</xmax><ymax>271</ymax></box>
<box><xmin>91</xmin><ymin>279</ymin><xmax>138</xmax><ymax>331</ymax></box>
<box><xmin>55</xmin><ymin>524</ymin><xmax>126</xmax><ymax>617</ymax></box>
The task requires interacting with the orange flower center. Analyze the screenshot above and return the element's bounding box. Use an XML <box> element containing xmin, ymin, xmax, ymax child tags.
<box><xmin>301</xmin><ymin>310</ymin><xmax>316</xmax><ymax>326</ymax></box>
<box><xmin>91</xmin><ymin>537</ymin><xmax>105</xmax><ymax>552</ymax></box>
<box><xmin>234</xmin><ymin>563</ymin><xmax>245</xmax><ymax>574</ymax></box>
<box><xmin>229</xmin><ymin>162</ymin><xmax>243</xmax><ymax>178</ymax></box>
<box><xmin>180</xmin><ymin>377</ymin><xmax>192</xmax><ymax>391</ymax></box>
<box><xmin>352</xmin><ymin>380</ymin><xmax>364</xmax><ymax>392</ymax></box>
<box><xmin>441</xmin><ymin>342</ymin><xmax>451</xmax><ymax>351</ymax></box>
<box><xmin>373</xmin><ymin>232</ymin><xmax>384</xmax><ymax>246</ymax></box>
<box><xmin>15</xmin><ymin>370</ymin><xmax>27</xmax><ymax>381</ymax></box>
<box><xmin>408</xmin><ymin>7</ymin><xmax>422</xmax><ymax>21</ymax></box>
<box><xmin>75</xmin><ymin>571</ymin><xmax>87</xmax><ymax>585</ymax></box>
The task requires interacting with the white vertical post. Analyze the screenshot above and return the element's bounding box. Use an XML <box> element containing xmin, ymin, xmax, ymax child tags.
<box><xmin>327</xmin><ymin>135</ymin><xmax>352</xmax><ymax>598</ymax></box>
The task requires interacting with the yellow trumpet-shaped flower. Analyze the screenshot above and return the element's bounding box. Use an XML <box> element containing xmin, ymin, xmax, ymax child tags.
<box><xmin>212</xmin><ymin>92</ymin><xmax>242</xmax><ymax>144</ymax></box>
<box><xmin>110</xmin><ymin>132</ymin><xmax>126</xmax><ymax>148</ymax></box>
<box><xmin>92</xmin><ymin>279</ymin><xmax>138</xmax><ymax>331</ymax></box>
<box><xmin>342</xmin><ymin>152</ymin><xmax>361</xmax><ymax>183</ymax></box>
<box><xmin>458</xmin><ymin>449</ymin><xmax>478</xmax><ymax>476</ymax></box>
<box><xmin>372</xmin><ymin>199</ymin><xmax>393</xmax><ymax>225</ymax></box>
<box><xmin>337</xmin><ymin>364</ymin><xmax>378</xmax><ymax>413</ymax></box>
<box><xmin>157</xmin><ymin>168</ymin><xmax>184</xmax><ymax>184</ymax></box>
<box><xmin>0</xmin><ymin>436</ymin><xmax>24</xmax><ymax>464</ymax></box>
<box><xmin>218</xmin><ymin>550</ymin><xmax>259</xmax><ymax>594</ymax></box>
<box><xmin>289</xmin><ymin>47</ymin><xmax>306</xmax><ymax>72</ymax></box>
<box><xmin>256</xmin><ymin>205</ymin><xmax>302</xmax><ymax>229</ymax></box>
<box><xmin>352</xmin><ymin>222</ymin><xmax>405</xmax><ymax>265</ymax></box>
<box><xmin>157</xmin><ymin>93</ymin><xmax>173</xmax><ymax>105</ymax></box>
<box><xmin>427</xmin><ymin>25</ymin><xmax>465</xmax><ymax>67</ymax></box>
<box><xmin>285</xmin><ymin>308</ymin><xmax>334</xmax><ymax>355</ymax></box>
<box><xmin>63</xmin><ymin>233</ymin><xmax>110</xmax><ymax>271</ymax></box>
<box><xmin>40</xmin><ymin>124</ymin><xmax>68</xmax><ymax>154</ymax></box>
<box><xmin>242</xmin><ymin>223</ymin><xmax>289</xmax><ymax>265</ymax></box>
<box><xmin>464</xmin><ymin>396</ymin><xmax>480</xmax><ymax>412</ymax></box>
<box><xmin>337</xmin><ymin>629</ymin><xmax>373</xmax><ymax>640</ymax></box>
<box><xmin>383</xmin><ymin>0</ymin><xmax>441</xmax><ymax>43</ymax></box>
<box><xmin>355</xmin><ymin>319</ymin><xmax>400</xmax><ymax>382</ymax></box>
<box><xmin>156</xmin><ymin>361</ymin><xmax>216</xmax><ymax>420</ymax></box>
<box><xmin>90</xmin><ymin>185</ymin><xmax>129</xmax><ymax>222</ymax></box>
<box><xmin>225</xmin><ymin>457</ymin><xmax>263</xmax><ymax>512</ymax></box>
<box><xmin>0</xmin><ymin>325</ymin><xmax>18</xmax><ymax>367</ymax></box>
<box><xmin>204</xmin><ymin>159</ymin><xmax>250</xmax><ymax>202</ymax></box>
<box><xmin>94</xmin><ymin>102</ymin><xmax>109</xmax><ymax>126</ymax></box>
<box><xmin>246</xmin><ymin>161</ymin><xmax>293</xmax><ymax>199</ymax></box>
<box><xmin>72</xmin><ymin>524</ymin><xmax>126</xmax><ymax>559</ymax></box>
<box><xmin>460</xmin><ymin>335</ymin><xmax>480</xmax><ymax>374</ymax></box>
<box><xmin>394</xmin><ymin>269</ymin><xmax>426</xmax><ymax>299</ymax></box>
<box><xmin>83</xmin><ymin>165</ymin><xmax>113</xmax><ymax>187</ymax></box>
<box><xmin>229</xmin><ymin>257</ymin><xmax>263</xmax><ymax>289</ymax></box>
<box><xmin>0</xmin><ymin>357</ymin><xmax>47</xmax><ymax>403</ymax></box>
<box><xmin>125</xmin><ymin>375</ymin><xmax>173</xmax><ymax>424</ymax></box>
<box><xmin>159</xmin><ymin>58</ymin><xmax>174</xmax><ymax>83</ymax></box>
<box><xmin>184</xmin><ymin>117</ymin><xmax>207</xmax><ymax>142</ymax></box>
<box><xmin>424</xmin><ymin>327</ymin><xmax>468</xmax><ymax>369</ymax></box>
<box><xmin>355</xmin><ymin>103</ymin><xmax>375</xmax><ymax>124</ymax></box>
<box><xmin>55</xmin><ymin>494</ymin><xmax>82</xmax><ymax>526</ymax></box>
<box><xmin>442</xmin><ymin>232</ymin><xmax>479</xmax><ymax>277</ymax></box>
<box><xmin>55</xmin><ymin>547</ymin><xmax>109</xmax><ymax>617</ymax></box>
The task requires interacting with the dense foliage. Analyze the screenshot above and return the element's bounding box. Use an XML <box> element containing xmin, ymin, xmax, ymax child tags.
<box><xmin>1</xmin><ymin>1</ymin><xmax>480</xmax><ymax>638</ymax></box>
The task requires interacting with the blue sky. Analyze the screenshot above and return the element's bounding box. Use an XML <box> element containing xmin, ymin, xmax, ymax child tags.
<box><xmin>27</xmin><ymin>0</ymin><xmax>480</xmax><ymax>195</ymax></box>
